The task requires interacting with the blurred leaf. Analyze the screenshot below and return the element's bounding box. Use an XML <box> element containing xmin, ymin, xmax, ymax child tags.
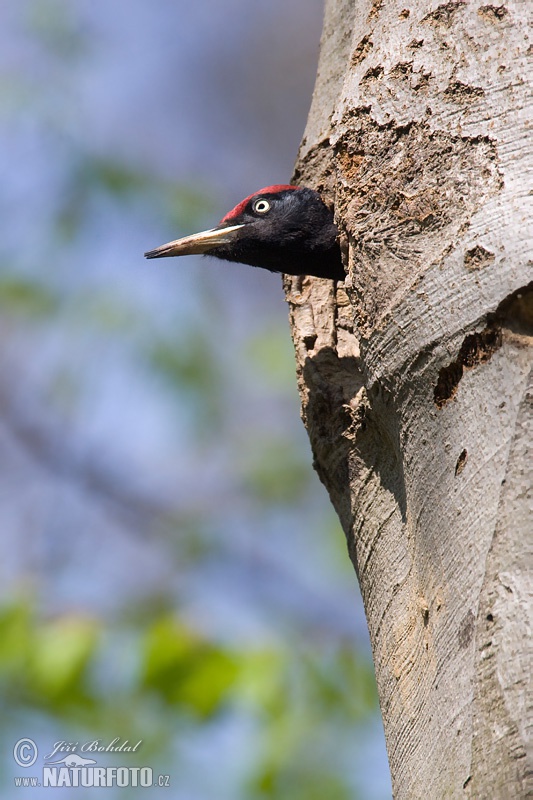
<box><xmin>243</xmin><ymin>645</ymin><xmax>378</xmax><ymax>799</ymax></box>
<box><xmin>86</xmin><ymin>158</ymin><xmax>148</xmax><ymax>198</ymax></box>
<box><xmin>341</xmin><ymin>649</ymin><xmax>379</xmax><ymax>719</ymax></box>
<box><xmin>29</xmin><ymin>616</ymin><xmax>99</xmax><ymax>704</ymax></box>
<box><xmin>166</xmin><ymin>185</ymin><xmax>215</xmax><ymax>232</ymax></box>
<box><xmin>0</xmin><ymin>604</ymin><xmax>99</xmax><ymax>712</ymax></box>
<box><xmin>56</xmin><ymin>150</ymin><xmax>212</xmax><ymax>242</ymax></box>
<box><xmin>0</xmin><ymin>602</ymin><xmax>382</xmax><ymax>799</ymax></box>
<box><xmin>245</xmin><ymin>327</ymin><xmax>296</xmax><ymax>389</ymax></box>
<box><xmin>0</xmin><ymin>275</ymin><xmax>59</xmax><ymax>317</ymax></box>
<box><xmin>81</xmin><ymin>294</ymin><xmax>140</xmax><ymax>334</ymax></box>
<box><xmin>27</xmin><ymin>0</ymin><xmax>86</xmax><ymax>59</ymax></box>
<box><xmin>141</xmin><ymin>617</ymin><xmax>238</xmax><ymax>717</ymax></box>
<box><xmin>323</xmin><ymin>511</ymin><xmax>359</xmax><ymax>578</ymax></box>
<box><xmin>238</xmin><ymin>650</ymin><xmax>285</xmax><ymax>711</ymax></box>
<box><xmin>56</xmin><ymin>155</ymin><xmax>153</xmax><ymax>241</ymax></box>
<box><xmin>148</xmin><ymin>333</ymin><xmax>222</xmax><ymax>428</ymax></box>
<box><xmin>142</xmin><ymin>617</ymin><xmax>196</xmax><ymax>685</ymax></box>
<box><xmin>241</xmin><ymin>439</ymin><xmax>311</xmax><ymax>506</ymax></box>
<box><xmin>178</xmin><ymin>649</ymin><xmax>239</xmax><ymax>717</ymax></box>
<box><xmin>306</xmin><ymin>647</ymin><xmax>378</xmax><ymax>721</ymax></box>
<box><xmin>254</xmin><ymin>765</ymin><xmax>352</xmax><ymax>800</ymax></box>
<box><xmin>0</xmin><ymin>604</ymin><xmax>31</xmax><ymax>678</ymax></box>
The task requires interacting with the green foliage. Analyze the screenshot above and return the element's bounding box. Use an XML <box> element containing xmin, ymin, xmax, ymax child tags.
<box><xmin>166</xmin><ymin>184</ymin><xmax>215</xmax><ymax>232</ymax></box>
<box><xmin>254</xmin><ymin>765</ymin><xmax>352</xmax><ymax>800</ymax></box>
<box><xmin>26</xmin><ymin>0</ymin><xmax>86</xmax><ymax>59</ymax></box>
<box><xmin>243</xmin><ymin>643</ymin><xmax>376</xmax><ymax>800</ymax></box>
<box><xmin>0</xmin><ymin>275</ymin><xmax>59</xmax><ymax>318</ymax></box>
<box><xmin>77</xmin><ymin>293</ymin><xmax>140</xmax><ymax>334</ymax></box>
<box><xmin>84</xmin><ymin>158</ymin><xmax>149</xmax><ymax>199</ymax></box>
<box><xmin>56</xmin><ymin>152</ymin><xmax>212</xmax><ymax>242</ymax></box>
<box><xmin>0</xmin><ymin>604</ymin><xmax>97</xmax><ymax>712</ymax></box>
<box><xmin>245</xmin><ymin>327</ymin><xmax>298</xmax><ymax>389</ymax></box>
<box><xmin>141</xmin><ymin>616</ymin><xmax>239</xmax><ymax>717</ymax></box>
<box><xmin>241</xmin><ymin>438</ymin><xmax>311</xmax><ymax>506</ymax></box>
<box><xmin>29</xmin><ymin>617</ymin><xmax>99</xmax><ymax>706</ymax></box>
<box><xmin>0</xmin><ymin>601</ymin><xmax>378</xmax><ymax>798</ymax></box>
<box><xmin>56</xmin><ymin>155</ymin><xmax>152</xmax><ymax>242</ymax></box>
<box><xmin>0</xmin><ymin>603</ymin><xmax>32</xmax><ymax>679</ymax></box>
<box><xmin>148</xmin><ymin>332</ymin><xmax>222</xmax><ymax>428</ymax></box>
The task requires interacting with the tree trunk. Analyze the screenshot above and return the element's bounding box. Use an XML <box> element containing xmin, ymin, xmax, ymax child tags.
<box><xmin>286</xmin><ymin>0</ymin><xmax>532</xmax><ymax>797</ymax></box>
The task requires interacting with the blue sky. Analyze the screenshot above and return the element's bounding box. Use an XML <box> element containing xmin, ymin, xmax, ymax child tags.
<box><xmin>0</xmin><ymin>2</ymin><xmax>391</xmax><ymax>797</ymax></box>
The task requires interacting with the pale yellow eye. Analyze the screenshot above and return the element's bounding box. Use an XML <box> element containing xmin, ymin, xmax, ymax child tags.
<box><xmin>252</xmin><ymin>198</ymin><xmax>271</xmax><ymax>214</ymax></box>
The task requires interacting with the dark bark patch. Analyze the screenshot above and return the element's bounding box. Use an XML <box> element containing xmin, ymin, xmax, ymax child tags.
<box><xmin>408</xmin><ymin>38</ymin><xmax>424</xmax><ymax>48</ymax></box>
<box><xmin>434</xmin><ymin>283</ymin><xmax>533</xmax><ymax>407</ymax></box>
<box><xmin>464</xmin><ymin>245</ymin><xmax>495</xmax><ymax>270</ymax></box>
<box><xmin>444</xmin><ymin>80</ymin><xmax>485</xmax><ymax>102</ymax></box>
<box><xmin>434</xmin><ymin>328</ymin><xmax>502</xmax><ymax>407</ymax></box>
<box><xmin>478</xmin><ymin>4</ymin><xmax>509</xmax><ymax>20</ymax></box>
<box><xmin>495</xmin><ymin>281</ymin><xmax>533</xmax><ymax>338</ymax></box>
<box><xmin>458</xmin><ymin>609</ymin><xmax>475</xmax><ymax>648</ymax></box>
<box><xmin>434</xmin><ymin>359</ymin><xmax>463</xmax><ymax>407</ymax></box>
<box><xmin>399</xmin><ymin>8</ymin><xmax>411</xmax><ymax>18</ymax></box>
<box><xmin>361</xmin><ymin>65</ymin><xmax>384</xmax><ymax>83</ymax></box>
<box><xmin>368</xmin><ymin>0</ymin><xmax>384</xmax><ymax>19</ymax></box>
<box><xmin>413</xmin><ymin>71</ymin><xmax>432</xmax><ymax>90</ymax></box>
<box><xmin>455</xmin><ymin>449</ymin><xmax>468</xmax><ymax>475</ymax></box>
<box><xmin>303</xmin><ymin>333</ymin><xmax>317</xmax><ymax>351</ymax></box>
<box><xmin>390</xmin><ymin>61</ymin><xmax>414</xmax><ymax>79</ymax></box>
<box><xmin>422</xmin><ymin>0</ymin><xmax>466</xmax><ymax>26</ymax></box>
<box><xmin>351</xmin><ymin>35</ymin><xmax>373</xmax><ymax>66</ymax></box>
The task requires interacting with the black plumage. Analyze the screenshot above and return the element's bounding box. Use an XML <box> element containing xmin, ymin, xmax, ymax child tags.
<box><xmin>145</xmin><ymin>186</ymin><xmax>344</xmax><ymax>281</ymax></box>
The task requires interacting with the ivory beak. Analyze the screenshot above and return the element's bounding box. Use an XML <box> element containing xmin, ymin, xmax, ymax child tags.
<box><xmin>144</xmin><ymin>224</ymin><xmax>244</xmax><ymax>259</ymax></box>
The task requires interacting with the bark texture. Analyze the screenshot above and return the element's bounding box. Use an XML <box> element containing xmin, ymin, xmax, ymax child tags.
<box><xmin>286</xmin><ymin>0</ymin><xmax>532</xmax><ymax>797</ymax></box>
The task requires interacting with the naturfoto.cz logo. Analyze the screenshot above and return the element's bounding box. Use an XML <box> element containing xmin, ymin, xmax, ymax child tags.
<box><xmin>13</xmin><ymin>737</ymin><xmax>171</xmax><ymax>789</ymax></box>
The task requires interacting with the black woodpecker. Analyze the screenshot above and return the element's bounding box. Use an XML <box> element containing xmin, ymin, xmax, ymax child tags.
<box><xmin>145</xmin><ymin>185</ymin><xmax>344</xmax><ymax>281</ymax></box>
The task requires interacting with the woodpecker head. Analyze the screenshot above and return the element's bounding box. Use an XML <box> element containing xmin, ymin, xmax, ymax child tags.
<box><xmin>144</xmin><ymin>185</ymin><xmax>344</xmax><ymax>281</ymax></box>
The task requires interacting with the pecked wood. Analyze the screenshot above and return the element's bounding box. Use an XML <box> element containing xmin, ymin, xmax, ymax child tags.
<box><xmin>286</xmin><ymin>0</ymin><xmax>532</xmax><ymax>797</ymax></box>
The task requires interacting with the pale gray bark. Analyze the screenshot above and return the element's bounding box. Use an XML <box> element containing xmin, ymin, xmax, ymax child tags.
<box><xmin>286</xmin><ymin>0</ymin><xmax>532</xmax><ymax>797</ymax></box>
